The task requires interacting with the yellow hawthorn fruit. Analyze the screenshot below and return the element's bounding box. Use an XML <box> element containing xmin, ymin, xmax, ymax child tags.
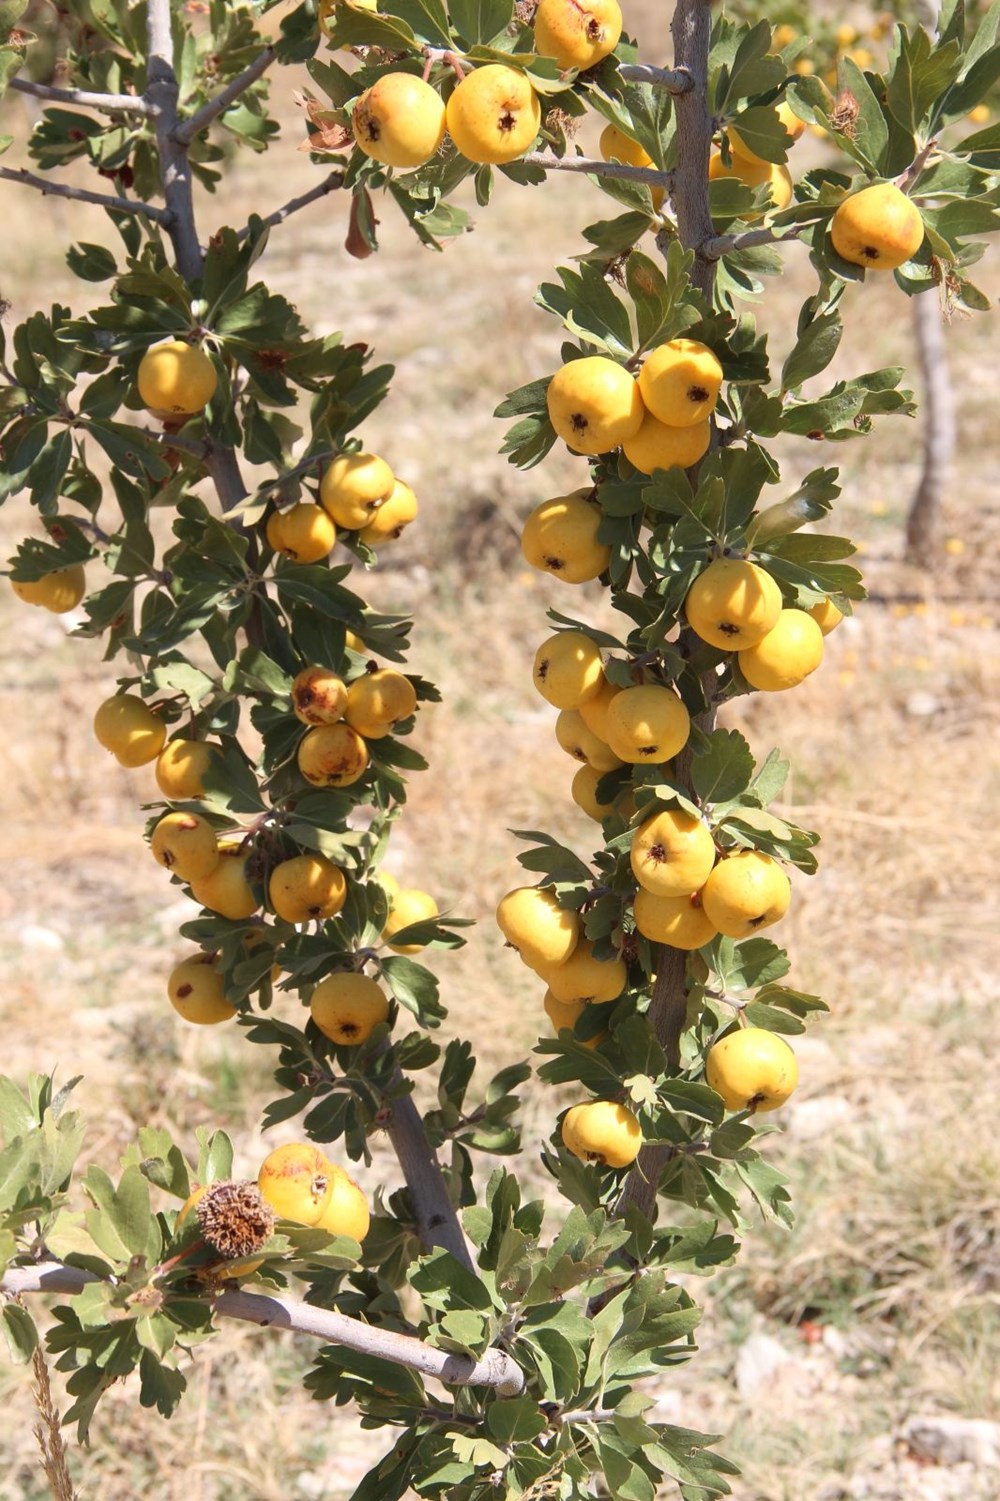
<box><xmin>835</xmin><ymin>22</ymin><xmax>859</xmax><ymax>47</ymax></box>
<box><xmin>155</xmin><ymin>737</ymin><xmax>214</xmax><ymax>799</ymax></box>
<box><xmin>846</xmin><ymin>46</ymin><xmax>874</xmax><ymax>68</ymax></box>
<box><xmin>269</xmin><ymin>853</ymin><xmax>347</xmax><ymax>924</ymax></box>
<box><xmin>446</xmin><ymin>64</ymin><xmax>541</xmax><ymax>165</ymax></box>
<box><xmin>561</xmin><ymin>1100</ymin><xmax>641</xmax><ymax>1168</ymax></box>
<box><xmin>709</xmin><ymin>151</ymin><xmax>793</xmax><ymax>212</ymax></box>
<box><xmin>706</xmin><ymin>1027</ymin><xmax>799</xmax><ymax>1113</ymax></box>
<box><xmin>533</xmin><ymin>0</ymin><xmax>622</xmax><ymax>70</ymax></box>
<box><xmin>543</xmin><ymin>990</ymin><xmax>605</xmax><ymax>1048</ymax></box>
<box><xmin>571</xmin><ymin>763</ymin><xmax>620</xmax><ymax>821</ymax></box>
<box><xmin>297</xmin><ymin>722</ymin><xmax>369</xmax><ymax>786</ymax></box>
<box><xmin>318</xmin><ymin>0</ymin><xmax>377</xmax><ymax>36</ymax></box>
<box><xmin>310</xmin><ymin>971</ymin><xmax>390</xmax><ymax>1046</ymax></box>
<box><xmin>633</xmin><ymin>888</ymin><xmax>717</xmax><ymax>950</ymax></box>
<box><xmin>809</xmin><ymin>597</ymin><xmax>845</xmax><ymax>635</ymax></box>
<box><xmin>532</xmin><ymin>630</ymin><xmax>603</xmax><ymax>710</ymax></box>
<box><xmin>189</xmin><ymin>847</ymin><xmax>258</xmax><ymax>921</ymax></box>
<box><xmin>10</xmin><ymin>563</ymin><xmax>86</xmax><ymax>613</ymax></box>
<box><xmin>93</xmin><ymin>694</ymin><xmax>166</xmax><ymax>767</ymax></box>
<box><xmin>546</xmin><ymin>356</ymin><xmax>644</xmax><ymax>456</ymax></box>
<box><xmin>291</xmin><ymin>666</ymin><xmax>348</xmax><ymax>726</ymax></box>
<box><xmin>357</xmin><ymin>479</ymin><xmax>418</xmax><ymax>544</ymax></box>
<box><xmin>378</xmin><ymin>869</ymin><xmax>402</xmax><ymax>907</ymax></box>
<box><xmin>319</xmin><ymin>452</ymin><xmax>394</xmax><ymax>530</ymax></box>
<box><xmin>546</xmin><ymin>938</ymin><xmax>628</xmax><ymax>1004</ymax></box>
<box><xmin>353</xmin><ymin>73</ymin><xmax>446</xmax><ymax>170</ymax></box>
<box><xmin>314</xmin><ymin>1164</ymin><xmax>370</xmax><ymax>1242</ymax></box>
<box><xmin>604</xmin><ymin>683</ymin><xmax>690</xmax><ymax>764</ymax></box>
<box><xmin>497</xmin><ymin>885</ymin><xmax>580</xmax><ymax>971</ymax></box>
<box><xmin>151</xmin><ymin>812</ymin><xmax>220</xmax><ymax>882</ymax></box>
<box><xmin>520</xmin><ymin>488</ymin><xmax>610</xmax><ymax>584</ymax></box>
<box><xmin>638</xmin><ymin>339</ymin><xmax>723</xmax><ymax>429</ymax></box>
<box><xmin>345</xmin><ymin>628</ymin><xmax>366</xmax><ymax>653</ymax></box>
<box><xmin>554</xmin><ymin>709</ymin><xmax>622</xmax><ymax>770</ymax></box>
<box><xmin>258</xmin><ymin>1142</ymin><xmax>334</xmax><ymax>1225</ymax></box>
<box><xmin>630</xmin><ymin>808</ymin><xmax>716</xmax><ymax>897</ymax></box>
<box><xmin>772</xmin><ymin>23</ymin><xmax>796</xmax><ymax>48</ymax></box>
<box><xmin>830</xmin><ymin>183</ymin><xmax>924</xmax><ymax>270</ymax></box>
<box><xmin>623</xmin><ymin>411</ymin><xmax>711</xmax><ymax>475</ymax></box>
<box><xmin>137</xmin><ymin>339</ymin><xmax>217</xmax><ymax>415</ymax></box>
<box><xmin>968</xmin><ymin>103</ymin><xmax>991</xmax><ymax>124</ymax></box>
<box><xmin>729</xmin><ymin>100</ymin><xmax>806</xmax><ymax>165</ymax></box>
<box><xmin>345</xmin><ymin>669</ymin><xmax>417</xmax><ymax>737</ymax></box>
<box><xmin>266</xmin><ymin>503</ymin><xmax>336</xmax><ymax>564</ymax></box>
<box><xmin>685</xmin><ymin>558</ymin><xmax>782</xmax><ymax>650</ymax></box>
<box><xmin>700</xmin><ymin>850</ymin><xmax>791</xmax><ymax>938</ymax></box>
<box><xmin>167</xmin><ymin>952</ymin><xmax>236</xmax><ymax>1025</ymax></box>
<box><xmin>578</xmin><ymin>674</ymin><xmax>622</xmax><ymax>740</ymax></box>
<box><xmin>599</xmin><ymin>123</ymin><xmax>664</xmax><ymax>209</ymax></box>
<box><xmin>384</xmin><ymin>888</ymin><xmax>438</xmax><ymax>953</ymax></box>
<box><xmin>792</xmin><ymin>58</ymin><xmax>814</xmax><ymax>76</ymax></box>
<box><xmin>738</xmin><ymin>608</ymin><xmax>824</xmax><ymax>691</ymax></box>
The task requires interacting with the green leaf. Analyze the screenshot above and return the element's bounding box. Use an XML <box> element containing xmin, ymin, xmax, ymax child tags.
<box><xmin>380</xmin><ymin>955</ymin><xmax>446</xmax><ymax>1027</ymax></box>
<box><xmin>1</xmin><ymin>1302</ymin><xmax>37</xmax><ymax>1363</ymax></box>
<box><xmin>486</xmin><ymin>1396</ymin><xmax>547</xmax><ymax>1445</ymax></box>
<box><xmin>691</xmin><ymin>729</ymin><xmax>755</xmax><ymax>806</ymax></box>
<box><xmin>836</xmin><ymin>57</ymin><xmax>889</xmax><ymax>173</ymax></box>
<box><xmin>448</xmin><ymin>0</ymin><xmax>513</xmax><ymax>46</ymax></box>
<box><xmin>780</xmin><ymin>310</ymin><xmax>843</xmax><ymax>392</ymax></box>
<box><xmin>66</xmin><ymin>242</ymin><xmax>118</xmax><ymax>283</ymax></box>
<box><xmin>510</xmin><ymin>829</ymin><xmax>593</xmax><ymax>885</ymax></box>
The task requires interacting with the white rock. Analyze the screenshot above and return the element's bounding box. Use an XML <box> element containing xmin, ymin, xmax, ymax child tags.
<box><xmin>902</xmin><ymin>1415</ymin><xmax>1000</xmax><ymax>1468</ymax></box>
<box><xmin>905</xmin><ymin>690</ymin><xmax>941</xmax><ymax>718</ymax></box>
<box><xmin>734</xmin><ymin>1331</ymin><xmax>792</xmax><ymax>1400</ymax></box>
<box><xmin>19</xmin><ymin>924</ymin><xmax>65</xmax><ymax>953</ymax></box>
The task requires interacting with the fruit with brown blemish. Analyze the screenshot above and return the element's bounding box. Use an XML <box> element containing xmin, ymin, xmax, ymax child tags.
<box><xmin>310</xmin><ymin>971</ymin><xmax>390</xmax><ymax>1046</ymax></box>
<box><xmin>446</xmin><ymin>64</ymin><xmax>542</xmax><ymax>165</ymax></box>
<box><xmin>706</xmin><ymin>1027</ymin><xmax>799</xmax><ymax>1112</ymax></box>
<box><xmin>738</xmin><ymin>608</ymin><xmax>824</xmax><ymax>691</ymax></box>
<box><xmin>94</xmin><ymin>694</ymin><xmax>167</xmax><ymax>768</ymax></box>
<box><xmin>700</xmin><ymin>850</ymin><xmax>791</xmax><ymax>938</ymax></box>
<box><xmin>167</xmin><ymin>952</ymin><xmax>236</xmax><ymax>1025</ymax></box>
<box><xmin>830</xmin><ymin>182</ymin><xmax>924</xmax><ymax>270</ymax></box>
<box><xmin>319</xmin><ymin>452</ymin><xmax>395</xmax><ymax>530</ymax></box>
<box><xmin>638</xmin><ymin>339</ymin><xmax>723</xmax><ymax>428</ymax></box>
<box><xmin>297</xmin><ymin>722</ymin><xmax>369</xmax><ymax>786</ymax></box>
<box><xmin>189</xmin><ymin>846</ymin><xmax>259</xmax><ymax>920</ymax></box>
<box><xmin>10</xmin><ymin>563</ymin><xmax>86</xmax><ymax>613</ymax></box>
<box><xmin>269</xmin><ymin>853</ymin><xmax>347</xmax><ymax>924</ymax></box>
<box><xmin>352</xmin><ymin>73</ymin><xmax>446</xmax><ymax>170</ymax></box>
<box><xmin>533</xmin><ymin>0</ymin><xmax>623</xmax><ymax>71</ymax></box>
<box><xmin>546</xmin><ymin>355</ymin><xmax>644</xmax><ymax>456</ymax></box>
<box><xmin>633</xmin><ymin>888</ymin><xmax>717</xmax><ymax>950</ymax></box>
<box><xmin>520</xmin><ymin>488</ymin><xmax>610</xmax><ymax>583</ymax></box>
<box><xmin>496</xmin><ymin>885</ymin><xmax>580</xmax><ymax>972</ymax></box>
<box><xmin>291</xmin><ymin>666</ymin><xmax>348</xmax><ymax>726</ymax></box>
<box><xmin>137</xmin><ymin>339</ymin><xmax>217</xmax><ymax>415</ymax></box>
<box><xmin>604</xmin><ymin>683</ymin><xmax>690</xmax><ymax>764</ymax></box>
<box><xmin>685</xmin><ymin>558</ymin><xmax>783</xmax><ymax>650</ymax></box>
<box><xmin>561</xmin><ymin>1099</ymin><xmax>642</xmax><ymax>1167</ymax></box>
<box><xmin>155</xmin><ymin>737</ymin><xmax>214</xmax><ymax>799</ymax></box>
<box><xmin>622</xmin><ymin>410</ymin><xmax>711</xmax><ymax>475</ymax></box>
<box><xmin>532</xmin><ymin>629</ymin><xmax>604</xmax><ymax>709</ymax></box>
<box><xmin>630</xmin><ymin>808</ymin><xmax>716</xmax><ymax>897</ymax></box>
<box><xmin>544</xmin><ymin>937</ymin><xmax>628</xmax><ymax>1004</ymax></box>
<box><xmin>151</xmin><ymin>812</ymin><xmax>221</xmax><ymax>882</ymax></box>
<box><xmin>258</xmin><ymin>1142</ymin><xmax>335</xmax><ymax>1225</ymax></box>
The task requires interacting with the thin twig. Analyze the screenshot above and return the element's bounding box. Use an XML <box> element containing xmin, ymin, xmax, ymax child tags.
<box><xmin>521</xmin><ymin>152</ymin><xmax>672</xmax><ymax>189</ymax></box>
<box><xmin>700</xmin><ymin>222</ymin><xmax>810</xmax><ymax>260</ymax></box>
<box><xmin>619</xmin><ymin>62</ymin><xmax>694</xmax><ymax>93</ymax></box>
<box><xmin>0</xmin><ymin>165</ymin><xmax>168</xmax><ymax>220</ymax></box>
<box><xmin>898</xmin><ymin>136</ymin><xmax>939</xmax><ymax>193</ymax></box>
<box><xmin>9</xmin><ymin>76</ymin><xmax>150</xmax><ymax>115</ymax></box>
<box><xmin>236</xmin><ymin>169</ymin><xmax>345</xmax><ymax>241</ymax></box>
<box><xmin>174</xmin><ymin>46</ymin><xmax>277</xmax><ymax>145</ymax></box>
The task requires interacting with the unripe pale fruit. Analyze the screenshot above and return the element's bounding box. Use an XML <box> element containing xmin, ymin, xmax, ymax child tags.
<box><xmin>547</xmin><ymin>356</ymin><xmax>644</xmax><ymax>456</ymax></box>
<box><xmin>533</xmin><ymin>0</ymin><xmax>622</xmax><ymax>71</ymax></box>
<box><xmin>497</xmin><ymin>885</ymin><xmax>580</xmax><ymax>971</ymax></box>
<box><xmin>638</xmin><ymin>339</ymin><xmax>723</xmax><ymax>429</ymax></box>
<box><xmin>633</xmin><ymin>888</ymin><xmax>717</xmax><ymax>950</ymax></box>
<box><xmin>830</xmin><ymin>182</ymin><xmax>924</xmax><ymax>270</ymax></box>
<box><xmin>571</xmin><ymin>762</ymin><xmax>620</xmax><ymax>822</ymax></box>
<box><xmin>738</xmin><ymin>608</ymin><xmax>824</xmax><ymax>692</ymax></box>
<box><xmin>93</xmin><ymin>694</ymin><xmax>166</xmax><ymax>767</ymax></box>
<box><xmin>384</xmin><ymin>888</ymin><xmax>438</xmax><ymax>953</ymax></box>
<box><xmin>353</xmin><ymin>73</ymin><xmax>446</xmax><ymax>169</ymax></box>
<box><xmin>155</xmin><ymin>738</ymin><xmax>214</xmax><ymax>799</ymax></box>
<box><xmin>168</xmin><ymin>952</ymin><xmax>236</xmax><ymax>1025</ymax></box>
<box><xmin>319</xmin><ymin>452</ymin><xmax>394</xmax><ymax>530</ymax></box>
<box><xmin>622</xmin><ymin>411</ymin><xmax>711</xmax><ymax>475</ymax></box>
<box><xmin>700</xmin><ymin>850</ymin><xmax>791</xmax><ymax>938</ymax></box>
<box><xmin>604</xmin><ymin>683</ymin><xmax>690</xmax><ymax>764</ymax></box>
<box><xmin>685</xmin><ymin>558</ymin><xmax>782</xmax><ymax>650</ymax></box>
<box><xmin>151</xmin><ymin>812</ymin><xmax>220</xmax><ymax>882</ymax></box>
<box><xmin>291</xmin><ymin>666</ymin><xmax>348</xmax><ymax>726</ymax></box>
<box><xmin>561</xmin><ymin>1100</ymin><xmax>642</xmax><ymax>1168</ymax></box>
<box><xmin>269</xmin><ymin>853</ymin><xmax>347</xmax><ymax>924</ymax></box>
<box><xmin>345</xmin><ymin>669</ymin><xmax>417</xmax><ymax>736</ymax></box>
<box><xmin>266</xmin><ymin>503</ymin><xmax>336</xmax><ymax>564</ymax></box>
<box><xmin>555</xmin><ymin>709</ymin><xmax>622</xmax><ymax>770</ymax></box>
<box><xmin>137</xmin><ymin>339</ymin><xmax>217</xmax><ymax>415</ymax></box>
<box><xmin>356</xmin><ymin>479</ymin><xmax>418</xmax><ymax>544</ymax></box>
<box><xmin>10</xmin><ymin>563</ymin><xmax>86</xmax><ymax>613</ymax></box>
<box><xmin>630</xmin><ymin>808</ymin><xmax>716</xmax><ymax>897</ymax></box>
<box><xmin>297</xmin><ymin>723</ymin><xmax>369</xmax><ymax>786</ymax></box>
<box><xmin>190</xmin><ymin>847</ymin><xmax>258</xmax><ymax>920</ymax></box>
<box><xmin>706</xmin><ymin>1027</ymin><xmax>799</xmax><ymax>1112</ymax></box>
<box><xmin>314</xmin><ymin>1165</ymin><xmax>370</xmax><ymax>1242</ymax></box>
<box><xmin>729</xmin><ymin>100</ymin><xmax>805</xmax><ymax>165</ymax></box>
<box><xmin>520</xmin><ymin>489</ymin><xmax>610</xmax><ymax>583</ymax></box>
<box><xmin>446</xmin><ymin>64</ymin><xmax>541</xmax><ymax>165</ymax></box>
<box><xmin>578</xmin><ymin>674</ymin><xmax>622</xmax><ymax>741</ymax></box>
<box><xmin>533</xmin><ymin>630</ymin><xmax>604</xmax><ymax>710</ymax></box>
<box><xmin>310</xmin><ymin>971</ymin><xmax>390</xmax><ymax>1046</ymax></box>
<box><xmin>545</xmin><ymin>938</ymin><xmax>628</xmax><ymax>1004</ymax></box>
<box><xmin>258</xmin><ymin>1143</ymin><xmax>334</xmax><ymax>1225</ymax></box>
<box><xmin>543</xmin><ymin>990</ymin><xmax>605</xmax><ymax>1049</ymax></box>
<box><xmin>809</xmin><ymin>597</ymin><xmax>845</xmax><ymax>635</ymax></box>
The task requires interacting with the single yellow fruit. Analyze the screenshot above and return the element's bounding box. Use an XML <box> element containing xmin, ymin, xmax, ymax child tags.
<box><xmin>638</xmin><ymin>339</ymin><xmax>723</xmax><ymax>429</ymax></box>
<box><xmin>266</xmin><ymin>503</ymin><xmax>336</xmax><ymax>564</ymax></box>
<box><xmin>533</xmin><ymin>0</ymin><xmax>622</xmax><ymax>70</ymax></box>
<box><xmin>561</xmin><ymin>1100</ymin><xmax>642</xmax><ymax>1168</ymax></box>
<box><xmin>772</xmin><ymin>23</ymin><xmax>796</xmax><ymax>48</ymax></box>
<box><xmin>968</xmin><ymin>103</ymin><xmax>991</xmax><ymax>124</ymax></box>
<box><xmin>356</xmin><ymin>479</ymin><xmax>418</xmax><ymax>544</ymax></box>
<box><xmin>168</xmin><ymin>952</ymin><xmax>236</xmax><ymax>1024</ymax></box>
<box><xmin>533</xmin><ymin>630</ymin><xmax>604</xmax><ymax>710</ymax></box>
<box><xmin>155</xmin><ymin>737</ymin><xmax>214</xmax><ymax>799</ymax></box>
<box><xmin>314</xmin><ymin>1164</ymin><xmax>370</xmax><ymax>1242</ymax></box>
<box><xmin>310</xmin><ymin>971</ymin><xmax>390</xmax><ymax>1046</ymax></box>
<box><xmin>633</xmin><ymin>888</ymin><xmax>717</xmax><ymax>949</ymax></box>
<box><xmin>738</xmin><ymin>608</ymin><xmax>824</xmax><ymax>691</ymax></box>
<box><xmin>93</xmin><ymin>694</ymin><xmax>166</xmax><ymax>768</ymax></box>
<box><xmin>554</xmin><ymin>709</ymin><xmax>622</xmax><ymax>770</ymax></box>
<box><xmin>151</xmin><ymin>812</ymin><xmax>221</xmax><ymax>882</ymax></box>
<box><xmin>520</xmin><ymin>488</ymin><xmax>610</xmax><ymax>584</ymax></box>
<box><xmin>571</xmin><ymin>762</ymin><xmax>623</xmax><ymax>822</ymax></box>
<box><xmin>709</xmin><ymin>151</ymin><xmax>793</xmax><ymax>213</ymax></box>
<box><xmin>599</xmin><ymin>123</ymin><xmax>663</xmax><ymax>209</ymax></box>
<box><xmin>578</xmin><ymin>674</ymin><xmax>623</xmax><ymax>741</ymax></box>
<box><xmin>258</xmin><ymin>1143</ymin><xmax>334</xmax><ymax>1225</ymax></box>
<box><xmin>497</xmin><ymin>885</ymin><xmax>580</xmax><ymax>971</ymax></box>
<box><xmin>384</xmin><ymin>888</ymin><xmax>438</xmax><ymax>953</ymax></box>
<box><xmin>319</xmin><ymin>452</ymin><xmax>395</xmax><ymax>530</ymax></box>
<box><xmin>706</xmin><ymin>1027</ymin><xmax>799</xmax><ymax>1113</ymax></box>
<box><xmin>830</xmin><ymin>183</ymin><xmax>924</xmax><ymax>270</ymax></box>
<box><xmin>319</xmin><ymin>0</ymin><xmax>378</xmax><ymax>36</ymax></box>
<box><xmin>835</xmin><ymin>22</ymin><xmax>859</xmax><ymax>47</ymax></box>
<box><xmin>684</xmin><ymin>558</ymin><xmax>783</xmax><ymax>650</ymax></box>
<box><xmin>545</xmin><ymin>938</ymin><xmax>628</xmax><ymax>1004</ymax></box>
<box><xmin>10</xmin><ymin>563</ymin><xmax>86</xmax><ymax>613</ymax></box>
<box><xmin>630</xmin><ymin>808</ymin><xmax>716</xmax><ymax>897</ymax></box>
<box><xmin>622</xmin><ymin>411</ymin><xmax>711</xmax><ymax>474</ymax></box>
<box><xmin>446</xmin><ymin>64</ymin><xmax>541</xmax><ymax>165</ymax></box>
<box><xmin>729</xmin><ymin>100</ymin><xmax>806</xmax><ymax>165</ymax></box>
<box><xmin>291</xmin><ymin>666</ymin><xmax>348</xmax><ymax>726</ymax></box>
<box><xmin>547</xmin><ymin>356</ymin><xmax>644</xmax><ymax>456</ymax></box>
<box><xmin>604</xmin><ymin>683</ymin><xmax>690</xmax><ymax>764</ymax></box>
<box><xmin>297</xmin><ymin>722</ymin><xmax>369</xmax><ymax>786</ymax></box>
<box><xmin>808</xmin><ymin>597</ymin><xmax>845</xmax><ymax>635</ymax></box>
<box><xmin>189</xmin><ymin>847</ymin><xmax>258</xmax><ymax>920</ymax></box>
<box><xmin>378</xmin><ymin>869</ymin><xmax>402</xmax><ymax>906</ymax></box>
<box><xmin>542</xmin><ymin>990</ymin><xmax>605</xmax><ymax>1048</ymax></box>
<box><xmin>269</xmin><ymin>853</ymin><xmax>347</xmax><ymax>923</ymax></box>
<box><xmin>344</xmin><ymin>628</ymin><xmax>366</xmax><ymax>653</ymax></box>
<box><xmin>700</xmin><ymin>850</ymin><xmax>791</xmax><ymax>938</ymax></box>
<box><xmin>137</xmin><ymin>339</ymin><xmax>217</xmax><ymax>415</ymax></box>
<box><xmin>353</xmin><ymin>73</ymin><xmax>446</xmax><ymax>169</ymax></box>
<box><xmin>845</xmin><ymin>46</ymin><xmax>874</xmax><ymax>68</ymax></box>
<box><xmin>345</xmin><ymin>669</ymin><xmax>417</xmax><ymax>737</ymax></box>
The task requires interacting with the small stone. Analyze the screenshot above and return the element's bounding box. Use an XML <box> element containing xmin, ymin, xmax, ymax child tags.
<box><xmin>19</xmin><ymin>924</ymin><xmax>65</xmax><ymax>953</ymax></box>
<box><xmin>734</xmin><ymin>1331</ymin><xmax>792</xmax><ymax>1400</ymax></box>
<box><xmin>905</xmin><ymin>690</ymin><xmax>940</xmax><ymax>718</ymax></box>
<box><xmin>902</xmin><ymin>1415</ymin><xmax>1000</xmax><ymax>1468</ymax></box>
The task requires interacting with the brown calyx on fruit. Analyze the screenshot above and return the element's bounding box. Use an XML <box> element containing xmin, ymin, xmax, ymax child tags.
<box><xmin>689</xmin><ymin>385</ymin><xmax>709</xmax><ymax>403</ymax></box>
<box><xmin>197</xmin><ymin>1180</ymin><xmax>275</xmax><ymax>1258</ymax></box>
<box><xmin>498</xmin><ymin>108</ymin><xmax>517</xmax><ymax>135</ymax></box>
<box><xmin>570</xmin><ymin>411</ymin><xmax>588</xmax><ymax>433</ymax></box>
<box><xmin>544</xmin><ymin>555</ymin><xmax>566</xmax><ymax>571</ymax></box>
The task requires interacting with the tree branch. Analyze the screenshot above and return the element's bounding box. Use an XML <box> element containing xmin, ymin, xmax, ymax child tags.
<box><xmin>522</xmin><ymin>152</ymin><xmax>673</xmax><ymax>190</ymax></box>
<box><xmin>618</xmin><ymin>62</ymin><xmax>694</xmax><ymax>93</ymax></box>
<box><xmin>236</xmin><ymin>170</ymin><xmax>346</xmax><ymax>241</ymax></box>
<box><xmin>9</xmin><ymin>75</ymin><xmax>151</xmax><ymax>114</ymax></box>
<box><xmin>905</xmin><ymin>291</ymin><xmax>954</xmax><ymax>565</ymax></box>
<box><xmin>383</xmin><ymin>1081</ymin><xmax>476</xmax><ymax>1273</ymax></box>
<box><xmin>146</xmin><ymin>0</ymin><xmax>203</xmax><ymax>280</ymax></box>
<box><xmin>0</xmin><ymin>164</ymin><xmax>168</xmax><ymax>220</ymax></box>
<box><xmin>174</xmin><ymin>46</ymin><xmax>277</xmax><ymax>145</ymax></box>
<box><xmin>700</xmin><ymin>222</ymin><xmax>810</xmax><ymax>260</ymax></box>
<box><xmin>1</xmin><ymin>1262</ymin><xmax>524</xmax><ymax>1396</ymax></box>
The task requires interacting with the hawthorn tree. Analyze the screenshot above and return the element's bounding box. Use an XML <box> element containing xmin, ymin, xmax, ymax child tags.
<box><xmin>2</xmin><ymin>0</ymin><xmax>999</xmax><ymax>1497</ymax></box>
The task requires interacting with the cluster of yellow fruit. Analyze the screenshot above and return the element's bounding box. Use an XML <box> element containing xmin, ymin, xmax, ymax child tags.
<box><xmin>710</xmin><ymin>100</ymin><xmax>805</xmax><ymax>214</ymax></box>
<box><xmin>267</xmin><ymin>451</ymin><xmax>418</xmax><ymax>565</ymax></box>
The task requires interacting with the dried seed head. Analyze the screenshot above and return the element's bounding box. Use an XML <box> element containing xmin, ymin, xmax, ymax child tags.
<box><xmin>829</xmin><ymin>91</ymin><xmax>860</xmax><ymax>139</ymax></box>
<box><xmin>197</xmin><ymin>1180</ymin><xmax>275</xmax><ymax>1259</ymax></box>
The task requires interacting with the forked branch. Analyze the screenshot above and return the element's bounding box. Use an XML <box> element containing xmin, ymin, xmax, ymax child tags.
<box><xmin>174</xmin><ymin>47</ymin><xmax>277</xmax><ymax>145</ymax></box>
<box><xmin>9</xmin><ymin>75</ymin><xmax>150</xmax><ymax>114</ymax></box>
<box><xmin>522</xmin><ymin>152</ymin><xmax>673</xmax><ymax>190</ymax></box>
<box><xmin>0</xmin><ymin>164</ymin><xmax>168</xmax><ymax>220</ymax></box>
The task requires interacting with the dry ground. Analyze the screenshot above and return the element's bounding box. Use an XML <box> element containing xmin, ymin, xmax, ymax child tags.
<box><xmin>1</xmin><ymin>16</ymin><xmax>999</xmax><ymax>1501</ymax></box>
